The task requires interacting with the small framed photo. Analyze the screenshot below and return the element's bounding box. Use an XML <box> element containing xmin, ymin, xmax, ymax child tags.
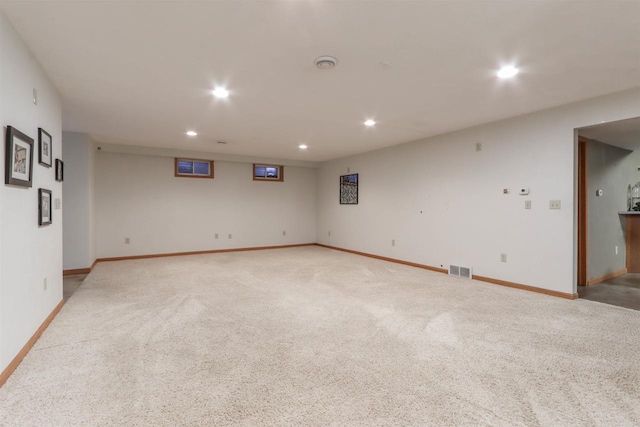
<box><xmin>38</xmin><ymin>128</ymin><xmax>52</xmax><ymax>167</ymax></box>
<box><xmin>38</xmin><ymin>189</ymin><xmax>52</xmax><ymax>226</ymax></box>
<box><xmin>5</xmin><ymin>126</ymin><xmax>34</xmax><ymax>187</ymax></box>
<box><xmin>340</xmin><ymin>173</ymin><xmax>359</xmax><ymax>204</ymax></box>
<box><xmin>55</xmin><ymin>159</ymin><xmax>64</xmax><ymax>182</ymax></box>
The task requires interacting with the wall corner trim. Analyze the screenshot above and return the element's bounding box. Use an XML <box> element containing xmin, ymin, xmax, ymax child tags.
<box><xmin>0</xmin><ymin>299</ymin><xmax>65</xmax><ymax>387</ymax></box>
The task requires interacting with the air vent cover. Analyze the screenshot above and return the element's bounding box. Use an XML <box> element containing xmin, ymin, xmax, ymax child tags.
<box><xmin>449</xmin><ymin>264</ymin><xmax>473</xmax><ymax>279</ymax></box>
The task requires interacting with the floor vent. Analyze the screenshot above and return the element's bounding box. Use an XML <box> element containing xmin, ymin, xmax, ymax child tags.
<box><xmin>449</xmin><ymin>265</ymin><xmax>473</xmax><ymax>279</ymax></box>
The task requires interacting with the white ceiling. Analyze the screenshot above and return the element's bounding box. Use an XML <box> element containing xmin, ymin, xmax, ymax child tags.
<box><xmin>580</xmin><ymin>117</ymin><xmax>640</xmax><ymax>151</ymax></box>
<box><xmin>2</xmin><ymin>1</ymin><xmax>640</xmax><ymax>163</ymax></box>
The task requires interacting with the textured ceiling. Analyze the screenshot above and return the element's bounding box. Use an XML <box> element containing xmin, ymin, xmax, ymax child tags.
<box><xmin>2</xmin><ymin>1</ymin><xmax>639</xmax><ymax>162</ymax></box>
<box><xmin>580</xmin><ymin>117</ymin><xmax>640</xmax><ymax>151</ymax></box>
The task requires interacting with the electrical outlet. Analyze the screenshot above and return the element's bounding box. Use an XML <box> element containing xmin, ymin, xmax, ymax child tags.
<box><xmin>228</xmin><ymin>234</ymin><xmax>232</xmax><ymax>239</ymax></box>
<box><xmin>215</xmin><ymin>233</ymin><xmax>219</xmax><ymax>239</ymax></box>
<box><xmin>282</xmin><ymin>230</ymin><xmax>286</xmax><ymax>236</ymax></box>
<box><xmin>615</xmin><ymin>246</ymin><xmax>619</xmax><ymax>255</ymax></box>
<box><xmin>549</xmin><ymin>200</ymin><xmax>561</xmax><ymax>210</ymax></box>
<box><xmin>500</xmin><ymin>253</ymin><xmax>507</xmax><ymax>262</ymax></box>
<box><xmin>476</xmin><ymin>142</ymin><xmax>482</xmax><ymax>152</ymax></box>
<box><xmin>525</xmin><ymin>200</ymin><xmax>531</xmax><ymax>209</ymax></box>
<box><xmin>125</xmin><ymin>237</ymin><xmax>130</xmax><ymax>244</ymax></box>
<box><xmin>392</xmin><ymin>239</ymin><xmax>396</xmax><ymax>247</ymax></box>
<box><xmin>43</xmin><ymin>278</ymin><xmax>47</xmax><ymax>290</ymax></box>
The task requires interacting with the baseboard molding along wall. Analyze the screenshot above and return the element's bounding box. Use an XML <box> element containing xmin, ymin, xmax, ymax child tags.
<box><xmin>316</xmin><ymin>244</ymin><xmax>578</xmax><ymax>300</ymax></box>
<box><xmin>0</xmin><ymin>299</ymin><xmax>65</xmax><ymax>387</ymax></box>
<box><xmin>586</xmin><ymin>268</ymin><xmax>627</xmax><ymax>286</ymax></box>
<box><xmin>95</xmin><ymin>243</ymin><xmax>316</xmax><ymax>263</ymax></box>
<box><xmin>63</xmin><ymin>259</ymin><xmax>98</xmax><ymax>276</ymax></box>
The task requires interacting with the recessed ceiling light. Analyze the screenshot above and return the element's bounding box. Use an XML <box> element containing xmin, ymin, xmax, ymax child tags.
<box><xmin>212</xmin><ymin>87</ymin><xmax>229</xmax><ymax>98</ymax></box>
<box><xmin>364</xmin><ymin>119</ymin><xmax>376</xmax><ymax>126</ymax></box>
<box><xmin>186</xmin><ymin>131</ymin><xmax>198</xmax><ymax>136</ymax></box>
<box><xmin>299</xmin><ymin>144</ymin><xmax>308</xmax><ymax>149</ymax></box>
<box><xmin>497</xmin><ymin>65</ymin><xmax>519</xmax><ymax>79</ymax></box>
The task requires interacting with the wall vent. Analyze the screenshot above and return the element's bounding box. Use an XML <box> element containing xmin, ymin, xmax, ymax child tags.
<box><xmin>449</xmin><ymin>264</ymin><xmax>473</xmax><ymax>279</ymax></box>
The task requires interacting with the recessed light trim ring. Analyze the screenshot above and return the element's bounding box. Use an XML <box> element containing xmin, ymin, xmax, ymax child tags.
<box><xmin>315</xmin><ymin>56</ymin><xmax>338</xmax><ymax>70</ymax></box>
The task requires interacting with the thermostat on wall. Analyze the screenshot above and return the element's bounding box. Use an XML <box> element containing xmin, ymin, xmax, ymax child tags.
<box><xmin>519</xmin><ymin>187</ymin><xmax>530</xmax><ymax>195</ymax></box>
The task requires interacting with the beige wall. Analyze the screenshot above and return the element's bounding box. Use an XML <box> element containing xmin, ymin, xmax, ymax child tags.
<box><xmin>62</xmin><ymin>132</ymin><xmax>96</xmax><ymax>270</ymax></box>
<box><xmin>0</xmin><ymin>12</ymin><xmax>63</xmax><ymax>372</ymax></box>
<box><xmin>316</xmin><ymin>89</ymin><xmax>640</xmax><ymax>295</ymax></box>
<box><xmin>95</xmin><ymin>152</ymin><xmax>317</xmax><ymax>258</ymax></box>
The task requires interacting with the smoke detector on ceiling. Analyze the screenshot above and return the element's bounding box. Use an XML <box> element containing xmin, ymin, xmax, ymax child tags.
<box><xmin>315</xmin><ymin>56</ymin><xmax>338</xmax><ymax>70</ymax></box>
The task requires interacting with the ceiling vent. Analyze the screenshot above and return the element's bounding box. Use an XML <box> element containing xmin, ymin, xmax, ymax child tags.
<box><xmin>315</xmin><ymin>56</ymin><xmax>338</xmax><ymax>70</ymax></box>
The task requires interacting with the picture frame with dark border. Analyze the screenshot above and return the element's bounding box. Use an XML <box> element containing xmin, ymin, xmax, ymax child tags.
<box><xmin>340</xmin><ymin>173</ymin><xmax>358</xmax><ymax>204</ymax></box>
<box><xmin>38</xmin><ymin>128</ymin><xmax>52</xmax><ymax>167</ymax></box>
<box><xmin>38</xmin><ymin>188</ymin><xmax>52</xmax><ymax>226</ymax></box>
<box><xmin>5</xmin><ymin>126</ymin><xmax>34</xmax><ymax>188</ymax></box>
<box><xmin>55</xmin><ymin>159</ymin><xmax>64</xmax><ymax>182</ymax></box>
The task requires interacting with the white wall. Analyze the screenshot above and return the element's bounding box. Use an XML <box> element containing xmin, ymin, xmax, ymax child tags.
<box><xmin>316</xmin><ymin>89</ymin><xmax>640</xmax><ymax>295</ymax></box>
<box><xmin>62</xmin><ymin>132</ymin><xmax>96</xmax><ymax>270</ymax></box>
<box><xmin>0</xmin><ymin>12</ymin><xmax>62</xmax><ymax>372</ymax></box>
<box><xmin>96</xmin><ymin>151</ymin><xmax>316</xmax><ymax>258</ymax></box>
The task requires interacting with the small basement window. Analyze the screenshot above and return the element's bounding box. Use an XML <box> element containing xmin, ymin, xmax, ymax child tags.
<box><xmin>253</xmin><ymin>164</ymin><xmax>283</xmax><ymax>182</ymax></box>
<box><xmin>175</xmin><ymin>158</ymin><xmax>214</xmax><ymax>178</ymax></box>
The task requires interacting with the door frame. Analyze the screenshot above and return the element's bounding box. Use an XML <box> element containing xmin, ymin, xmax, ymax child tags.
<box><xmin>577</xmin><ymin>136</ymin><xmax>588</xmax><ymax>286</ymax></box>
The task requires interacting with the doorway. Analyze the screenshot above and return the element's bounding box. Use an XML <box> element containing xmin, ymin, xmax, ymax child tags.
<box><xmin>576</xmin><ymin>117</ymin><xmax>640</xmax><ymax>310</ymax></box>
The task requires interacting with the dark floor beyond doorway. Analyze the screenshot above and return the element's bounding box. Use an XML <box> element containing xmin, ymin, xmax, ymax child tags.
<box><xmin>578</xmin><ymin>273</ymin><xmax>640</xmax><ymax>310</ymax></box>
<box><xmin>63</xmin><ymin>274</ymin><xmax>87</xmax><ymax>301</ymax></box>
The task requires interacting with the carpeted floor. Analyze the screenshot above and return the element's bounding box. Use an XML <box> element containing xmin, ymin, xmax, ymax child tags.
<box><xmin>1</xmin><ymin>246</ymin><xmax>639</xmax><ymax>426</ymax></box>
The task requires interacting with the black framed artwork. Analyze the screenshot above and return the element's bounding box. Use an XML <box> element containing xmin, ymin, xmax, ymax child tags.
<box><xmin>55</xmin><ymin>159</ymin><xmax>64</xmax><ymax>182</ymax></box>
<box><xmin>38</xmin><ymin>128</ymin><xmax>52</xmax><ymax>167</ymax></box>
<box><xmin>38</xmin><ymin>188</ymin><xmax>52</xmax><ymax>226</ymax></box>
<box><xmin>5</xmin><ymin>126</ymin><xmax>34</xmax><ymax>187</ymax></box>
<box><xmin>340</xmin><ymin>173</ymin><xmax>358</xmax><ymax>204</ymax></box>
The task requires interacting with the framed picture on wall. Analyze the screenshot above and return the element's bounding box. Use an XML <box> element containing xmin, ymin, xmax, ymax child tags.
<box><xmin>340</xmin><ymin>173</ymin><xmax>358</xmax><ymax>204</ymax></box>
<box><xmin>5</xmin><ymin>126</ymin><xmax>34</xmax><ymax>187</ymax></box>
<box><xmin>38</xmin><ymin>128</ymin><xmax>52</xmax><ymax>167</ymax></box>
<box><xmin>55</xmin><ymin>159</ymin><xmax>64</xmax><ymax>182</ymax></box>
<box><xmin>38</xmin><ymin>188</ymin><xmax>52</xmax><ymax>226</ymax></box>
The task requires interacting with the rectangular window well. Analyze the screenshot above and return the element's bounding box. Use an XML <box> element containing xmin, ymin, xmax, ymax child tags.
<box><xmin>175</xmin><ymin>158</ymin><xmax>214</xmax><ymax>178</ymax></box>
<box><xmin>253</xmin><ymin>164</ymin><xmax>283</xmax><ymax>182</ymax></box>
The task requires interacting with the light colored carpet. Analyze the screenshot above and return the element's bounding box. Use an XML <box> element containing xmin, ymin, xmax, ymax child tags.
<box><xmin>1</xmin><ymin>246</ymin><xmax>639</xmax><ymax>426</ymax></box>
